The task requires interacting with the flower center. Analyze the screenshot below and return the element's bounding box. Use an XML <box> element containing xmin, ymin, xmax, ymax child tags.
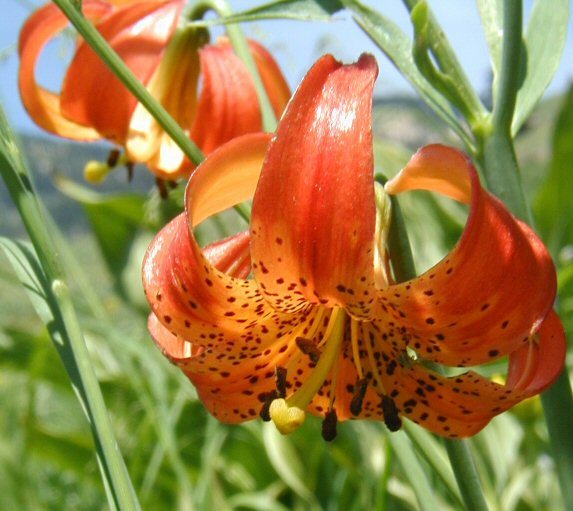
<box><xmin>270</xmin><ymin>308</ymin><xmax>346</xmax><ymax>435</ymax></box>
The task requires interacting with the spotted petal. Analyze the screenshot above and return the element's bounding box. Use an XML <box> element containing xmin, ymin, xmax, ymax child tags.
<box><xmin>18</xmin><ymin>1</ymin><xmax>109</xmax><ymax>140</ymax></box>
<box><xmin>60</xmin><ymin>0</ymin><xmax>183</xmax><ymax>144</ymax></box>
<box><xmin>251</xmin><ymin>54</ymin><xmax>378</xmax><ymax>319</ymax></box>
<box><xmin>507</xmin><ymin>310</ymin><xmax>566</xmax><ymax>393</ymax></box>
<box><xmin>383</xmin><ymin>145</ymin><xmax>557</xmax><ymax>366</ymax></box>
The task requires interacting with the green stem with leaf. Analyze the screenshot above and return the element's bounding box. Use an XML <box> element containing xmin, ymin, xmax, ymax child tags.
<box><xmin>383</xmin><ymin>178</ymin><xmax>490</xmax><ymax>511</ymax></box>
<box><xmin>478</xmin><ymin>2</ymin><xmax>573</xmax><ymax>509</ymax></box>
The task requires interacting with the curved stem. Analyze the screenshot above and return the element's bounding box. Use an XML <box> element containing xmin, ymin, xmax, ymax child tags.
<box><xmin>478</xmin><ymin>4</ymin><xmax>573</xmax><ymax>510</ymax></box>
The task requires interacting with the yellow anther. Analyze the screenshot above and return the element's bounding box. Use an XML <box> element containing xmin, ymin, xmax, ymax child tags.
<box><xmin>84</xmin><ymin>160</ymin><xmax>112</xmax><ymax>184</ymax></box>
<box><xmin>269</xmin><ymin>398</ymin><xmax>306</xmax><ymax>435</ymax></box>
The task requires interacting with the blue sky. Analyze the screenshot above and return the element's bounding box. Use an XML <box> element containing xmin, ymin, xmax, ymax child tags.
<box><xmin>1</xmin><ymin>0</ymin><xmax>572</xmax><ymax>135</ymax></box>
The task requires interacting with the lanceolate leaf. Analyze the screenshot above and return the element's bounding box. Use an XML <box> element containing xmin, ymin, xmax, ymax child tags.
<box><xmin>534</xmin><ymin>84</ymin><xmax>573</xmax><ymax>259</ymax></box>
<box><xmin>346</xmin><ymin>0</ymin><xmax>471</xmax><ymax>146</ymax></box>
<box><xmin>476</xmin><ymin>0</ymin><xmax>503</xmax><ymax>95</ymax></box>
<box><xmin>512</xmin><ymin>0</ymin><xmax>570</xmax><ymax>134</ymax></box>
<box><xmin>191</xmin><ymin>0</ymin><xmax>344</xmax><ymax>25</ymax></box>
<box><xmin>0</xmin><ymin>238</ymin><xmax>53</xmax><ymax>326</ymax></box>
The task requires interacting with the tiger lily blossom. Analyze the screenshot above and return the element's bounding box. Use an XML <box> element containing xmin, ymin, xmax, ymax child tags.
<box><xmin>18</xmin><ymin>0</ymin><xmax>290</xmax><ymax>178</ymax></box>
<box><xmin>143</xmin><ymin>54</ymin><xmax>565</xmax><ymax>439</ymax></box>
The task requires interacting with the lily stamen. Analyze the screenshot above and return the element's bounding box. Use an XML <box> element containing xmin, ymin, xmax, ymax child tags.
<box><xmin>350</xmin><ymin>377</ymin><xmax>369</xmax><ymax>416</ymax></box>
<box><xmin>381</xmin><ymin>395</ymin><xmax>402</xmax><ymax>432</ymax></box>
<box><xmin>275</xmin><ymin>366</ymin><xmax>287</xmax><ymax>398</ymax></box>
<box><xmin>270</xmin><ymin>309</ymin><xmax>345</xmax><ymax>435</ymax></box>
<box><xmin>295</xmin><ymin>337</ymin><xmax>321</xmax><ymax>363</ymax></box>
<box><xmin>321</xmin><ymin>408</ymin><xmax>338</xmax><ymax>442</ymax></box>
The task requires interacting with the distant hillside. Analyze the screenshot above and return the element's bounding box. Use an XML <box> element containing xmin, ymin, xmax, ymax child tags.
<box><xmin>1</xmin><ymin>94</ymin><xmax>562</xmax><ymax>238</ymax></box>
<box><xmin>1</xmin><ymin>133</ymin><xmax>154</xmax><ymax>237</ymax></box>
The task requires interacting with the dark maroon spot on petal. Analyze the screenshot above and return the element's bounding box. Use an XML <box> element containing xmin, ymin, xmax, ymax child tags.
<box><xmin>205</xmin><ymin>279</ymin><xmax>213</xmax><ymax>287</ymax></box>
<box><xmin>488</xmin><ymin>349</ymin><xmax>499</xmax><ymax>357</ymax></box>
<box><xmin>275</xmin><ymin>237</ymin><xmax>283</xmax><ymax>245</ymax></box>
<box><xmin>425</xmin><ymin>317</ymin><xmax>435</xmax><ymax>325</ymax></box>
<box><xmin>501</xmin><ymin>320</ymin><xmax>509</xmax><ymax>329</ymax></box>
<box><xmin>163</xmin><ymin>315</ymin><xmax>172</xmax><ymax>324</ymax></box>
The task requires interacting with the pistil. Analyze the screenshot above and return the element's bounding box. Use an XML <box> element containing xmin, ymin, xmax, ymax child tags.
<box><xmin>270</xmin><ymin>308</ymin><xmax>346</xmax><ymax>435</ymax></box>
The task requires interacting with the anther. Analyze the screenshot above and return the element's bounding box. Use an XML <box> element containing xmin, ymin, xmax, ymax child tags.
<box><xmin>321</xmin><ymin>409</ymin><xmax>338</xmax><ymax>441</ymax></box>
<box><xmin>295</xmin><ymin>337</ymin><xmax>321</xmax><ymax>363</ymax></box>
<box><xmin>156</xmin><ymin>177</ymin><xmax>169</xmax><ymax>199</ymax></box>
<box><xmin>275</xmin><ymin>366</ymin><xmax>287</xmax><ymax>398</ymax></box>
<box><xmin>126</xmin><ymin>161</ymin><xmax>134</xmax><ymax>182</ymax></box>
<box><xmin>382</xmin><ymin>395</ymin><xmax>402</xmax><ymax>432</ymax></box>
<box><xmin>350</xmin><ymin>377</ymin><xmax>369</xmax><ymax>416</ymax></box>
<box><xmin>259</xmin><ymin>390</ymin><xmax>278</xmax><ymax>421</ymax></box>
<box><xmin>106</xmin><ymin>148</ymin><xmax>121</xmax><ymax>167</ymax></box>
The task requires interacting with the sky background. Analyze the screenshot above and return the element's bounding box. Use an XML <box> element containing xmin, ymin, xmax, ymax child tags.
<box><xmin>1</xmin><ymin>0</ymin><xmax>572</xmax><ymax>136</ymax></box>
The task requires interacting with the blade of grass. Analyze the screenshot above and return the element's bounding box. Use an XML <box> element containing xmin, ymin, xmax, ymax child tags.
<box><xmin>0</xmin><ymin>105</ymin><xmax>140</xmax><ymax>511</ymax></box>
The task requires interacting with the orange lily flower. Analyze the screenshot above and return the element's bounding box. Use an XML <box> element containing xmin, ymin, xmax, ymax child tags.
<box><xmin>142</xmin><ymin>54</ymin><xmax>565</xmax><ymax>439</ymax></box>
<box><xmin>18</xmin><ymin>0</ymin><xmax>290</xmax><ymax>178</ymax></box>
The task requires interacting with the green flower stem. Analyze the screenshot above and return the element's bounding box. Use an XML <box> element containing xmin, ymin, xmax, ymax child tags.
<box><xmin>191</xmin><ymin>0</ymin><xmax>278</xmax><ymax>133</ymax></box>
<box><xmin>51</xmin><ymin>0</ymin><xmax>204</xmax><ymax>167</ymax></box>
<box><xmin>0</xmin><ymin>109</ymin><xmax>140</xmax><ymax>511</ymax></box>
<box><xmin>381</xmin><ymin>177</ymin><xmax>490</xmax><ymax>511</ymax></box>
<box><xmin>404</xmin><ymin>0</ymin><xmax>487</xmax><ymax>129</ymax></box>
<box><xmin>478</xmin><ymin>2</ymin><xmax>573</xmax><ymax>509</ymax></box>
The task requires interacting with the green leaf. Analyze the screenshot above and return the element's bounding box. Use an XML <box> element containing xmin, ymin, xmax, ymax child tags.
<box><xmin>534</xmin><ymin>84</ymin><xmax>573</xmax><ymax>259</ymax></box>
<box><xmin>476</xmin><ymin>0</ymin><xmax>503</xmax><ymax>93</ymax></box>
<box><xmin>512</xmin><ymin>0</ymin><xmax>570</xmax><ymax>133</ymax></box>
<box><xmin>0</xmin><ymin>238</ymin><xmax>53</xmax><ymax>326</ymax></box>
<box><xmin>346</xmin><ymin>0</ymin><xmax>472</xmax><ymax>147</ymax></box>
<box><xmin>54</xmin><ymin>175</ymin><xmax>149</xmax><ymax>296</ymax></box>
<box><xmin>191</xmin><ymin>0</ymin><xmax>344</xmax><ymax>24</ymax></box>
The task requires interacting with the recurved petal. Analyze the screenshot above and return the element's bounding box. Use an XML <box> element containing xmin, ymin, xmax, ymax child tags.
<box><xmin>507</xmin><ymin>310</ymin><xmax>566</xmax><ymax>394</ymax></box>
<box><xmin>191</xmin><ymin>43</ymin><xmax>262</xmax><ymax>155</ymax></box>
<box><xmin>381</xmin><ymin>145</ymin><xmax>557</xmax><ymax>366</ymax></box>
<box><xmin>61</xmin><ymin>0</ymin><xmax>183</xmax><ymax>144</ymax></box>
<box><xmin>251</xmin><ymin>54</ymin><xmax>379</xmax><ymax>319</ymax></box>
<box><xmin>356</xmin><ymin>320</ymin><xmax>531</xmax><ymax>437</ymax></box>
<box><xmin>143</xmin><ymin>133</ymin><xmax>273</xmax><ymax>340</ymax></box>
<box><xmin>18</xmin><ymin>1</ymin><xmax>108</xmax><ymax>140</ymax></box>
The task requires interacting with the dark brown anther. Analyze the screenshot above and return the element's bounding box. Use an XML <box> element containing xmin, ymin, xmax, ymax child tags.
<box><xmin>321</xmin><ymin>409</ymin><xmax>338</xmax><ymax>442</ymax></box>
<box><xmin>382</xmin><ymin>395</ymin><xmax>402</xmax><ymax>432</ymax></box>
<box><xmin>126</xmin><ymin>161</ymin><xmax>134</xmax><ymax>182</ymax></box>
<box><xmin>155</xmin><ymin>177</ymin><xmax>169</xmax><ymax>199</ymax></box>
<box><xmin>295</xmin><ymin>337</ymin><xmax>321</xmax><ymax>363</ymax></box>
<box><xmin>168</xmin><ymin>180</ymin><xmax>178</xmax><ymax>189</ymax></box>
<box><xmin>350</xmin><ymin>378</ymin><xmax>368</xmax><ymax>416</ymax></box>
<box><xmin>275</xmin><ymin>366</ymin><xmax>287</xmax><ymax>398</ymax></box>
<box><xmin>259</xmin><ymin>391</ymin><xmax>278</xmax><ymax>421</ymax></box>
<box><xmin>106</xmin><ymin>148</ymin><xmax>121</xmax><ymax>167</ymax></box>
